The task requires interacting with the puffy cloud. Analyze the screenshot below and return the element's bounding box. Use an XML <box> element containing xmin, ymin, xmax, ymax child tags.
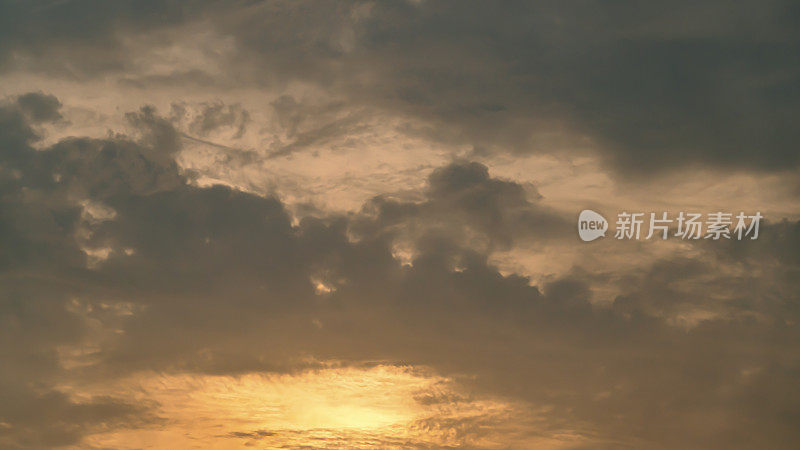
<box><xmin>351</xmin><ymin>161</ymin><xmax>569</xmax><ymax>254</ymax></box>
<box><xmin>15</xmin><ymin>92</ymin><xmax>62</xmax><ymax>123</ymax></box>
<box><xmin>0</xmin><ymin>94</ymin><xmax>797</xmax><ymax>447</ymax></box>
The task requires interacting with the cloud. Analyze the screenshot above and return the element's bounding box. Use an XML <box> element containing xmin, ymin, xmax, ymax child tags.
<box><xmin>5</xmin><ymin>2</ymin><xmax>800</xmax><ymax>174</ymax></box>
<box><xmin>0</xmin><ymin>0</ymin><xmax>191</xmax><ymax>77</ymax></box>
<box><xmin>0</xmin><ymin>96</ymin><xmax>187</xmax><ymax>447</ymax></box>
<box><xmin>205</xmin><ymin>0</ymin><xmax>800</xmax><ymax>173</ymax></box>
<box><xmin>1</xmin><ymin>31</ymin><xmax>799</xmax><ymax>447</ymax></box>
<box><xmin>351</xmin><ymin>161</ymin><xmax>569</xmax><ymax>253</ymax></box>
<box><xmin>15</xmin><ymin>92</ymin><xmax>62</xmax><ymax>123</ymax></box>
<box><xmin>0</xmin><ymin>389</ymin><xmax>154</xmax><ymax>449</ymax></box>
<box><xmin>169</xmin><ymin>101</ymin><xmax>250</xmax><ymax>139</ymax></box>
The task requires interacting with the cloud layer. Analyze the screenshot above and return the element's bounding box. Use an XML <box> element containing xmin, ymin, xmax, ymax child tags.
<box><xmin>1</xmin><ymin>2</ymin><xmax>800</xmax><ymax>448</ymax></box>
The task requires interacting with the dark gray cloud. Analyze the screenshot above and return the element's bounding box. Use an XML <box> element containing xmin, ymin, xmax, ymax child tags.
<box><xmin>1</xmin><ymin>94</ymin><xmax>799</xmax><ymax>447</ymax></box>
<box><xmin>0</xmin><ymin>0</ymin><xmax>191</xmax><ymax>77</ymax></box>
<box><xmin>0</xmin><ymin>96</ymin><xmax>178</xmax><ymax>448</ymax></box>
<box><xmin>352</xmin><ymin>160</ymin><xmax>569</xmax><ymax>251</ymax></box>
<box><xmin>229</xmin><ymin>0</ymin><xmax>800</xmax><ymax>173</ymax></box>
<box><xmin>5</xmin><ymin>1</ymin><xmax>800</xmax><ymax>173</ymax></box>
<box><xmin>15</xmin><ymin>92</ymin><xmax>62</xmax><ymax>123</ymax></box>
<box><xmin>0</xmin><ymin>386</ymin><xmax>154</xmax><ymax>449</ymax></box>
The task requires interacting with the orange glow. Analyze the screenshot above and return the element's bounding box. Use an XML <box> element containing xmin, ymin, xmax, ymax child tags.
<box><xmin>62</xmin><ymin>365</ymin><xmax>543</xmax><ymax>449</ymax></box>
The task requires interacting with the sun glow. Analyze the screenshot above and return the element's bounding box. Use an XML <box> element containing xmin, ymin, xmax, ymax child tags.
<box><xmin>67</xmin><ymin>365</ymin><xmax>522</xmax><ymax>449</ymax></box>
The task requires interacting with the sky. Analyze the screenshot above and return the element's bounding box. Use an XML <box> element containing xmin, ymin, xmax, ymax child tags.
<box><xmin>1</xmin><ymin>1</ymin><xmax>799</xmax><ymax>449</ymax></box>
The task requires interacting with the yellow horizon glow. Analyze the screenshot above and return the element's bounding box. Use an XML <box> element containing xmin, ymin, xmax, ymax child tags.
<box><xmin>60</xmin><ymin>364</ymin><xmax>550</xmax><ymax>449</ymax></box>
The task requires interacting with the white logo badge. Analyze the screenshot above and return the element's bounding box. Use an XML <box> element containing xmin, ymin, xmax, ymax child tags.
<box><xmin>578</xmin><ymin>209</ymin><xmax>608</xmax><ymax>241</ymax></box>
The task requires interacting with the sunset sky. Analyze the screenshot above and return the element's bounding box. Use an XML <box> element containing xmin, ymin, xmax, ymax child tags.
<box><xmin>1</xmin><ymin>1</ymin><xmax>800</xmax><ymax>449</ymax></box>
